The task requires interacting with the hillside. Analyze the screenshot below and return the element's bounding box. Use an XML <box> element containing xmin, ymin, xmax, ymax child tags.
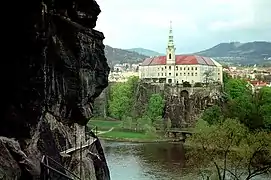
<box><xmin>105</xmin><ymin>45</ymin><xmax>148</xmax><ymax>66</ymax></box>
<box><xmin>195</xmin><ymin>41</ymin><xmax>271</xmax><ymax>64</ymax></box>
<box><xmin>125</xmin><ymin>48</ymin><xmax>163</xmax><ymax>57</ymax></box>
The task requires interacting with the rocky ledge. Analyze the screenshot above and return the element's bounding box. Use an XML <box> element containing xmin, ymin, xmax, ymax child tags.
<box><xmin>1</xmin><ymin>0</ymin><xmax>110</xmax><ymax>179</ymax></box>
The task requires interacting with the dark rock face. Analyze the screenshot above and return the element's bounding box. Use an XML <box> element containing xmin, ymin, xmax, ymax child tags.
<box><xmin>1</xmin><ymin>0</ymin><xmax>110</xmax><ymax>179</ymax></box>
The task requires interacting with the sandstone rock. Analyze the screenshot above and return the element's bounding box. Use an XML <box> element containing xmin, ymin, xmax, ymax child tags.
<box><xmin>1</xmin><ymin>0</ymin><xmax>110</xmax><ymax>179</ymax></box>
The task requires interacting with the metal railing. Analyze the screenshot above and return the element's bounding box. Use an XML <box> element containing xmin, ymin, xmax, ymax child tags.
<box><xmin>40</xmin><ymin>155</ymin><xmax>81</xmax><ymax>180</ymax></box>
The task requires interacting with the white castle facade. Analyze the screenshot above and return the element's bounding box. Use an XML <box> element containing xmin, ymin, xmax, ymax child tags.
<box><xmin>139</xmin><ymin>22</ymin><xmax>223</xmax><ymax>85</ymax></box>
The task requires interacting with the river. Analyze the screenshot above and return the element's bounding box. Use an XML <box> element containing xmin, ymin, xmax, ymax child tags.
<box><xmin>102</xmin><ymin>140</ymin><xmax>270</xmax><ymax>180</ymax></box>
<box><xmin>102</xmin><ymin>141</ymin><xmax>198</xmax><ymax>180</ymax></box>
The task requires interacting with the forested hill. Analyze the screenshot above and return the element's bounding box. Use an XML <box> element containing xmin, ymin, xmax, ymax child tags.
<box><xmin>125</xmin><ymin>48</ymin><xmax>163</xmax><ymax>57</ymax></box>
<box><xmin>105</xmin><ymin>45</ymin><xmax>148</xmax><ymax>66</ymax></box>
<box><xmin>195</xmin><ymin>41</ymin><xmax>271</xmax><ymax>64</ymax></box>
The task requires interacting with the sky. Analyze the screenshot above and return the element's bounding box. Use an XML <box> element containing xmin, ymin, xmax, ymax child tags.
<box><xmin>95</xmin><ymin>0</ymin><xmax>271</xmax><ymax>54</ymax></box>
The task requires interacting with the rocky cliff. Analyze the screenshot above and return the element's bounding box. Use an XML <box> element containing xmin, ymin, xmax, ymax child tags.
<box><xmin>95</xmin><ymin>83</ymin><xmax>223</xmax><ymax>128</ymax></box>
<box><xmin>1</xmin><ymin>0</ymin><xmax>110</xmax><ymax>179</ymax></box>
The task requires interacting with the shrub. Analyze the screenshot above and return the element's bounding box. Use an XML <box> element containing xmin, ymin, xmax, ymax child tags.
<box><xmin>194</xmin><ymin>82</ymin><xmax>203</xmax><ymax>87</ymax></box>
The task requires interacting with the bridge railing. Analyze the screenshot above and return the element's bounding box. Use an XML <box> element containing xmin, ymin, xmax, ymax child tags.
<box><xmin>40</xmin><ymin>155</ymin><xmax>81</xmax><ymax>180</ymax></box>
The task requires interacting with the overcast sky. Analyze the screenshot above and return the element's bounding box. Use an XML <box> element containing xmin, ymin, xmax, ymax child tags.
<box><xmin>95</xmin><ymin>0</ymin><xmax>271</xmax><ymax>53</ymax></box>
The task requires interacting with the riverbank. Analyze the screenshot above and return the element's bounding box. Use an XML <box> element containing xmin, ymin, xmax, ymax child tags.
<box><xmin>98</xmin><ymin>131</ymin><xmax>178</xmax><ymax>143</ymax></box>
<box><xmin>88</xmin><ymin>118</ymin><xmax>183</xmax><ymax>143</ymax></box>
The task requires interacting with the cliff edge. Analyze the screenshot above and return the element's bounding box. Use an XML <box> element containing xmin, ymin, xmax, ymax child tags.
<box><xmin>1</xmin><ymin>0</ymin><xmax>110</xmax><ymax>179</ymax></box>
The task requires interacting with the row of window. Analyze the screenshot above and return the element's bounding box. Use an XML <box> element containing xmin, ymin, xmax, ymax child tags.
<box><xmin>158</xmin><ymin>66</ymin><xmax>198</xmax><ymax>71</ymax></box>
<box><xmin>158</xmin><ymin>72</ymin><xmax>198</xmax><ymax>76</ymax></box>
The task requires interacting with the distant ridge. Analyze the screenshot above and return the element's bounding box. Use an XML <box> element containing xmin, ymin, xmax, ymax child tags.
<box><xmin>195</xmin><ymin>41</ymin><xmax>271</xmax><ymax>64</ymax></box>
<box><xmin>104</xmin><ymin>45</ymin><xmax>148</xmax><ymax>66</ymax></box>
<box><xmin>125</xmin><ymin>48</ymin><xmax>164</xmax><ymax>57</ymax></box>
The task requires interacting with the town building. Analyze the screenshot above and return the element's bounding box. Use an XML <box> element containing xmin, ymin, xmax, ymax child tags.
<box><xmin>139</xmin><ymin>21</ymin><xmax>223</xmax><ymax>85</ymax></box>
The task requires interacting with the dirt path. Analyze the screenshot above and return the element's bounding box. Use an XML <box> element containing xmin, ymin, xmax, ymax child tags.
<box><xmin>96</xmin><ymin>127</ymin><xmax>114</xmax><ymax>135</ymax></box>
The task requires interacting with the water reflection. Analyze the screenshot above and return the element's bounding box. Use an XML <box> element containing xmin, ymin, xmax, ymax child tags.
<box><xmin>103</xmin><ymin>141</ymin><xmax>188</xmax><ymax>180</ymax></box>
<box><xmin>103</xmin><ymin>141</ymin><xmax>270</xmax><ymax>180</ymax></box>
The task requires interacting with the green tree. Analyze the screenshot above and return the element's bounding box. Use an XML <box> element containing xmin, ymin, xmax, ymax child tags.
<box><xmin>201</xmin><ymin>105</ymin><xmax>223</xmax><ymax>125</ymax></box>
<box><xmin>108</xmin><ymin>76</ymin><xmax>139</xmax><ymax>119</ymax></box>
<box><xmin>188</xmin><ymin>119</ymin><xmax>271</xmax><ymax>180</ymax></box>
<box><xmin>224</xmin><ymin>79</ymin><xmax>251</xmax><ymax>99</ymax></box>
<box><xmin>147</xmin><ymin>94</ymin><xmax>165</xmax><ymax>122</ymax></box>
<box><xmin>258</xmin><ymin>87</ymin><xmax>271</xmax><ymax>130</ymax></box>
<box><xmin>222</xmin><ymin>71</ymin><xmax>231</xmax><ymax>84</ymax></box>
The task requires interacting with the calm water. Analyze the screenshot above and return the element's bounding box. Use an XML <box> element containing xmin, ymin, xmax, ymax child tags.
<box><xmin>102</xmin><ymin>141</ymin><xmax>195</xmax><ymax>180</ymax></box>
<box><xmin>102</xmin><ymin>141</ymin><xmax>270</xmax><ymax>180</ymax></box>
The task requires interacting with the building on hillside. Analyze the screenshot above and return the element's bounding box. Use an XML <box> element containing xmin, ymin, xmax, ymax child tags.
<box><xmin>108</xmin><ymin>71</ymin><xmax>139</xmax><ymax>82</ymax></box>
<box><xmin>139</xmin><ymin>21</ymin><xmax>223</xmax><ymax>85</ymax></box>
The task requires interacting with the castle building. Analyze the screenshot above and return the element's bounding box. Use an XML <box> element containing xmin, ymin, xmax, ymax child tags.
<box><xmin>139</xmin><ymin>21</ymin><xmax>223</xmax><ymax>85</ymax></box>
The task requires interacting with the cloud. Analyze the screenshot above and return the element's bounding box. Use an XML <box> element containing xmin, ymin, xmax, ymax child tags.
<box><xmin>95</xmin><ymin>0</ymin><xmax>271</xmax><ymax>53</ymax></box>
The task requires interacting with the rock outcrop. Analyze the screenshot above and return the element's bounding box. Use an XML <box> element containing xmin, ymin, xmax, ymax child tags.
<box><xmin>1</xmin><ymin>0</ymin><xmax>110</xmax><ymax>179</ymax></box>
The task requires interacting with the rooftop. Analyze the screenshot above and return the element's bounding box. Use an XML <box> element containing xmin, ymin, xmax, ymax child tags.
<box><xmin>141</xmin><ymin>55</ymin><xmax>217</xmax><ymax>66</ymax></box>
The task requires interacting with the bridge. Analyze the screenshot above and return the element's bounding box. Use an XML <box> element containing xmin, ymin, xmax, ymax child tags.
<box><xmin>166</xmin><ymin>128</ymin><xmax>194</xmax><ymax>141</ymax></box>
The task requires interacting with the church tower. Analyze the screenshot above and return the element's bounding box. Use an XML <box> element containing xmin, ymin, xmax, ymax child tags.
<box><xmin>166</xmin><ymin>21</ymin><xmax>176</xmax><ymax>84</ymax></box>
<box><xmin>166</xmin><ymin>21</ymin><xmax>176</xmax><ymax>64</ymax></box>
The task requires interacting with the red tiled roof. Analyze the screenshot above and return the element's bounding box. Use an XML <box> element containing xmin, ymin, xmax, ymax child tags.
<box><xmin>249</xmin><ymin>80</ymin><xmax>268</xmax><ymax>87</ymax></box>
<box><xmin>141</xmin><ymin>55</ymin><xmax>216</xmax><ymax>66</ymax></box>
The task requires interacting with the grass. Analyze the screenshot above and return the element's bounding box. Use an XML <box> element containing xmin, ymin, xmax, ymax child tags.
<box><xmin>87</xmin><ymin>117</ymin><xmax>177</xmax><ymax>142</ymax></box>
<box><xmin>98</xmin><ymin>130</ymin><xmax>166</xmax><ymax>142</ymax></box>
<box><xmin>88</xmin><ymin>117</ymin><xmax>122</xmax><ymax>130</ymax></box>
<box><xmin>99</xmin><ymin>131</ymin><xmax>152</xmax><ymax>139</ymax></box>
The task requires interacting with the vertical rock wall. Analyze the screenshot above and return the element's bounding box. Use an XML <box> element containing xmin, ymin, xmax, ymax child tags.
<box><xmin>1</xmin><ymin>0</ymin><xmax>110</xmax><ymax>179</ymax></box>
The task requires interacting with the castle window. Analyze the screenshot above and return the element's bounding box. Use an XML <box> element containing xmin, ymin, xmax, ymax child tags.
<box><xmin>176</xmin><ymin>66</ymin><xmax>178</xmax><ymax>70</ymax></box>
<box><xmin>184</xmin><ymin>73</ymin><xmax>186</xmax><ymax>75</ymax></box>
<box><xmin>188</xmin><ymin>73</ymin><xmax>190</xmax><ymax>76</ymax></box>
<box><xmin>169</xmin><ymin>73</ymin><xmax>171</xmax><ymax>76</ymax></box>
<box><xmin>188</xmin><ymin>67</ymin><xmax>190</xmax><ymax>70</ymax></box>
<box><xmin>169</xmin><ymin>66</ymin><xmax>171</xmax><ymax>70</ymax></box>
<box><xmin>162</xmin><ymin>68</ymin><xmax>163</xmax><ymax>71</ymax></box>
<box><xmin>195</xmin><ymin>72</ymin><xmax>197</xmax><ymax>76</ymax></box>
<box><xmin>161</xmin><ymin>73</ymin><xmax>163</xmax><ymax>76</ymax></box>
<box><xmin>165</xmin><ymin>66</ymin><xmax>166</xmax><ymax>69</ymax></box>
<box><xmin>191</xmin><ymin>72</ymin><xmax>194</xmax><ymax>76</ymax></box>
<box><xmin>180</xmin><ymin>73</ymin><xmax>182</xmax><ymax>76</ymax></box>
<box><xmin>180</xmin><ymin>67</ymin><xmax>182</xmax><ymax>70</ymax></box>
<box><xmin>176</xmin><ymin>73</ymin><xmax>178</xmax><ymax>76</ymax></box>
<box><xmin>195</xmin><ymin>67</ymin><xmax>198</xmax><ymax>70</ymax></box>
<box><xmin>158</xmin><ymin>73</ymin><xmax>159</xmax><ymax>76</ymax></box>
<box><xmin>169</xmin><ymin>53</ymin><xmax>172</xmax><ymax>59</ymax></box>
<box><xmin>184</xmin><ymin>67</ymin><xmax>186</xmax><ymax>70</ymax></box>
<box><xmin>191</xmin><ymin>67</ymin><xmax>193</xmax><ymax>70</ymax></box>
<box><xmin>158</xmin><ymin>68</ymin><xmax>159</xmax><ymax>70</ymax></box>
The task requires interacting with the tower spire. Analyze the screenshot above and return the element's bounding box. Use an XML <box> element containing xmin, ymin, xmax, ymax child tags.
<box><xmin>168</xmin><ymin>20</ymin><xmax>174</xmax><ymax>47</ymax></box>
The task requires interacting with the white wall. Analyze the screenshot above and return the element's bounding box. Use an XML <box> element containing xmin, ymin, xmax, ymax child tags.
<box><xmin>139</xmin><ymin>63</ymin><xmax>223</xmax><ymax>84</ymax></box>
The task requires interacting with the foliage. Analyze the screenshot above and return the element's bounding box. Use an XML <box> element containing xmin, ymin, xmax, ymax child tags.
<box><xmin>183</xmin><ymin>81</ymin><xmax>191</xmax><ymax>87</ymax></box>
<box><xmin>153</xmin><ymin>116</ymin><xmax>164</xmax><ymax>131</ymax></box>
<box><xmin>144</xmin><ymin>124</ymin><xmax>157</xmax><ymax>137</ymax></box>
<box><xmin>222</xmin><ymin>71</ymin><xmax>231</xmax><ymax>84</ymax></box>
<box><xmin>194</xmin><ymin>82</ymin><xmax>203</xmax><ymax>87</ymax></box>
<box><xmin>203</xmin><ymin>70</ymin><xmax>214</xmax><ymax>84</ymax></box>
<box><xmin>224</xmin><ymin>79</ymin><xmax>250</xmax><ymax>99</ymax></box>
<box><xmin>147</xmin><ymin>94</ymin><xmax>165</xmax><ymax>121</ymax></box>
<box><xmin>258</xmin><ymin>87</ymin><xmax>271</xmax><ymax>130</ymax></box>
<box><xmin>188</xmin><ymin>119</ymin><xmax>271</xmax><ymax>180</ymax></box>
<box><xmin>108</xmin><ymin>76</ymin><xmax>139</xmax><ymax>119</ymax></box>
<box><xmin>201</xmin><ymin>105</ymin><xmax>223</xmax><ymax>125</ymax></box>
<box><xmin>121</xmin><ymin>115</ymin><xmax>133</xmax><ymax>129</ymax></box>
